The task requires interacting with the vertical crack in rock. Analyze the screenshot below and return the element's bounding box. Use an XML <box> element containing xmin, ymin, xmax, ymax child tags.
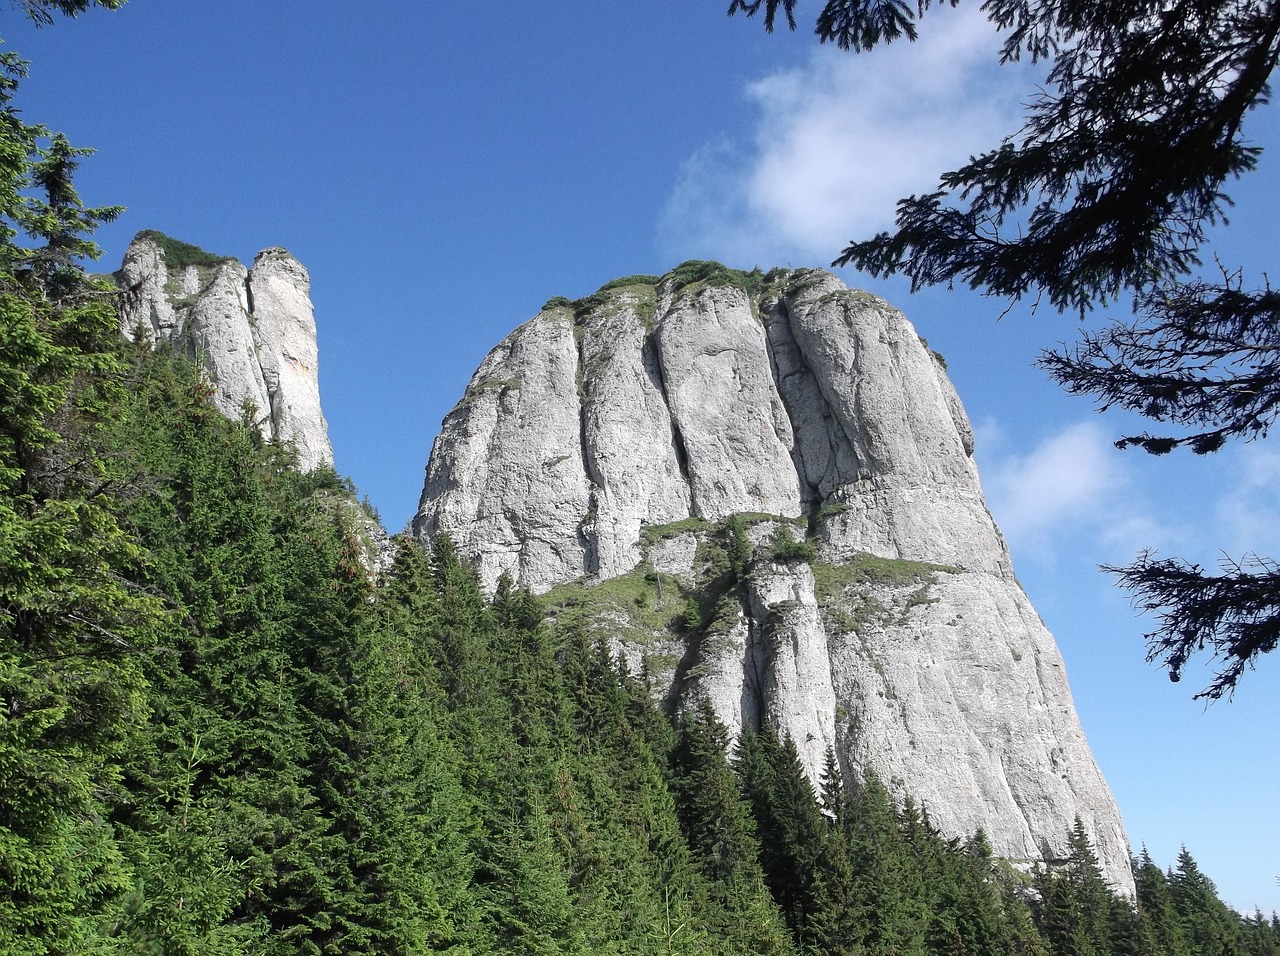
<box><xmin>575</xmin><ymin>292</ymin><xmax>692</xmax><ymax>577</ymax></box>
<box><xmin>761</xmin><ymin>291</ymin><xmax>864</xmax><ymax>521</ymax></box>
<box><xmin>641</xmin><ymin>319</ymin><xmax>694</xmax><ymax>498</ymax></box>
<box><xmin>781</xmin><ymin>288</ymin><xmax>881</xmax><ymax>484</ymax></box>
<box><xmin>654</xmin><ymin>284</ymin><xmax>802</xmax><ymax>519</ymax></box>
<box><xmin>573</xmin><ymin>319</ymin><xmax>603</xmax><ymax>576</ymax></box>
<box><xmin>759</xmin><ymin>294</ymin><xmax>819</xmax><ymax>517</ymax></box>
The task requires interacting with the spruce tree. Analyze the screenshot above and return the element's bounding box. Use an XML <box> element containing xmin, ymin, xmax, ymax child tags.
<box><xmin>1033</xmin><ymin>819</ymin><xmax>1137</xmax><ymax>956</ymax></box>
<box><xmin>670</xmin><ymin>703</ymin><xmax>793</xmax><ymax>955</ymax></box>
<box><xmin>1134</xmin><ymin>847</ymin><xmax>1191</xmax><ymax>956</ymax></box>
<box><xmin>844</xmin><ymin>773</ymin><xmax>928</xmax><ymax>956</ymax></box>
<box><xmin>1168</xmin><ymin>847</ymin><xmax>1243</xmax><ymax>956</ymax></box>
<box><xmin>735</xmin><ymin>725</ymin><xmax>827</xmax><ymax>946</ymax></box>
<box><xmin>0</xmin><ymin>46</ymin><xmax>160</xmax><ymax>954</ymax></box>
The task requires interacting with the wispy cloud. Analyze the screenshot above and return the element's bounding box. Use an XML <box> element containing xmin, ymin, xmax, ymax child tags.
<box><xmin>1214</xmin><ymin>443</ymin><xmax>1280</xmax><ymax>560</ymax></box>
<box><xmin>976</xmin><ymin>417</ymin><xmax>1280</xmax><ymax>575</ymax></box>
<box><xmin>659</xmin><ymin>6</ymin><xmax>1028</xmax><ymax>267</ymax></box>
<box><xmin>980</xmin><ymin>420</ymin><xmax>1135</xmax><ymax>561</ymax></box>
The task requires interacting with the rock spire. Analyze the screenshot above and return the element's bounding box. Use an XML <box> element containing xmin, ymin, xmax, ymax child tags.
<box><xmin>116</xmin><ymin>232</ymin><xmax>333</xmax><ymax>471</ymax></box>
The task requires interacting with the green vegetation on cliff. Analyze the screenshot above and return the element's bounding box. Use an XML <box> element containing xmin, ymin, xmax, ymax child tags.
<box><xmin>132</xmin><ymin>228</ymin><xmax>236</xmax><ymax>270</ymax></box>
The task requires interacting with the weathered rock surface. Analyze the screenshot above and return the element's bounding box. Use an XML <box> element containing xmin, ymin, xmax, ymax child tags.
<box><xmin>117</xmin><ymin>233</ymin><xmax>333</xmax><ymax>471</ymax></box>
<box><xmin>414</xmin><ymin>264</ymin><xmax>1134</xmax><ymax>893</ymax></box>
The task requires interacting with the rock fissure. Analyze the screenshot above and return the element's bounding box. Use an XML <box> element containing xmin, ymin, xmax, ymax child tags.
<box><xmin>643</xmin><ymin>330</ymin><xmax>694</xmax><ymax>495</ymax></box>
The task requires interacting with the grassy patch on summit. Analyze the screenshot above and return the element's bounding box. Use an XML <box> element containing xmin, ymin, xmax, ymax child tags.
<box><xmin>135</xmin><ymin>229</ymin><xmax>236</xmax><ymax>270</ymax></box>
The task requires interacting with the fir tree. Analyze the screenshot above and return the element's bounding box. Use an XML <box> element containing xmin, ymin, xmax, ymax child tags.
<box><xmin>1168</xmin><ymin>847</ymin><xmax>1243</xmax><ymax>956</ymax></box>
<box><xmin>735</xmin><ymin>725</ymin><xmax>827</xmax><ymax>945</ymax></box>
<box><xmin>670</xmin><ymin>703</ymin><xmax>793</xmax><ymax>955</ymax></box>
<box><xmin>1033</xmin><ymin>819</ymin><xmax>1137</xmax><ymax>956</ymax></box>
<box><xmin>0</xmin><ymin>44</ymin><xmax>160</xmax><ymax>954</ymax></box>
<box><xmin>1134</xmin><ymin>847</ymin><xmax>1191</xmax><ymax>956</ymax></box>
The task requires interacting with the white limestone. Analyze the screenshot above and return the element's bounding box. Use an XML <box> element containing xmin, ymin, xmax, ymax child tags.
<box><xmin>116</xmin><ymin>234</ymin><xmax>333</xmax><ymax>471</ymax></box>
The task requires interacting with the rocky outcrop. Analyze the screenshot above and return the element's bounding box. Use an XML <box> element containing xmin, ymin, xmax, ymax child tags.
<box><xmin>414</xmin><ymin>263</ymin><xmax>1134</xmax><ymax>893</ymax></box>
<box><xmin>116</xmin><ymin>233</ymin><xmax>332</xmax><ymax>471</ymax></box>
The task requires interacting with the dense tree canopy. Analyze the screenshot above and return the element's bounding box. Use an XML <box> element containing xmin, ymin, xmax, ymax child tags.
<box><xmin>730</xmin><ymin>0</ymin><xmax>1280</xmax><ymax>699</ymax></box>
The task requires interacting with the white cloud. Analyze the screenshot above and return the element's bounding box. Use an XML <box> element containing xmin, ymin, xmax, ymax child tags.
<box><xmin>1214</xmin><ymin>443</ymin><xmax>1280</xmax><ymax>560</ymax></box>
<box><xmin>659</xmin><ymin>5</ymin><xmax>1030</xmax><ymax>266</ymax></box>
<box><xmin>979</xmin><ymin>419</ymin><xmax>1280</xmax><ymax>576</ymax></box>
<box><xmin>981</xmin><ymin>421</ymin><xmax>1128</xmax><ymax>559</ymax></box>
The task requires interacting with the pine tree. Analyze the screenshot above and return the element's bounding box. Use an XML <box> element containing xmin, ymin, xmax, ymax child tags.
<box><xmin>1168</xmin><ymin>847</ymin><xmax>1243</xmax><ymax>956</ymax></box>
<box><xmin>670</xmin><ymin>703</ymin><xmax>792</xmax><ymax>955</ymax></box>
<box><xmin>0</xmin><ymin>46</ymin><xmax>161</xmax><ymax>954</ymax></box>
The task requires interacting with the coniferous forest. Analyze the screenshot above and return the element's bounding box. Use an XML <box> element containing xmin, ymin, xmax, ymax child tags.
<box><xmin>2</xmin><ymin>8</ymin><xmax>1279</xmax><ymax>956</ymax></box>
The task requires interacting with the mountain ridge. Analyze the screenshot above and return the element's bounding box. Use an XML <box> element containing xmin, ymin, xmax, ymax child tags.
<box><xmin>116</xmin><ymin>232</ymin><xmax>333</xmax><ymax>472</ymax></box>
<box><xmin>114</xmin><ymin>242</ymin><xmax>1134</xmax><ymax>893</ymax></box>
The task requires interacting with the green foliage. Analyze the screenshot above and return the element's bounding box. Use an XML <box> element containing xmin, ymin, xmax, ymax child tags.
<box><xmin>132</xmin><ymin>229</ymin><xmax>235</xmax><ymax>271</ymax></box>
<box><xmin>1033</xmin><ymin>819</ymin><xmax>1140</xmax><ymax>956</ymax></box>
<box><xmin>0</xmin><ymin>41</ymin><xmax>161</xmax><ymax>952</ymax></box>
<box><xmin>736</xmin><ymin>726</ymin><xmax>827</xmax><ymax>940</ymax></box>
<box><xmin>600</xmin><ymin>273</ymin><xmax>661</xmax><ymax>290</ymax></box>
<box><xmin>918</xmin><ymin>336</ymin><xmax>947</xmax><ymax>369</ymax></box>
<box><xmin>725</xmin><ymin>514</ymin><xmax>753</xmax><ymax>580</ymax></box>
<box><xmin>570</xmin><ymin>277</ymin><xmax>659</xmax><ymax>324</ymax></box>
<box><xmin>663</xmin><ymin>259</ymin><xmax>768</xmax><ymax>298</ymax></box>
<box><xmin>816</xmin><ymin>501</ymin><xmax>852</xmax><ymax>520</ymax></box>
<box><xmin>682</xmin><ymin>595</ymin><xmax>703</xmax><ymax>631</ymax></box>
<box><xmin>813</xmin><ymin>552</ymin><xmax>956</xmax><ymax>601</ymax></box>
<box><xmin>4</xmin><ymin>11</ymin><xmax>1278</xmax><ymax>952</ymax></box>
<box><xmin>671</xmin><ymin>704</ymin><xmax>794</xmax><ymax>955</ymax></box>
<box><xmin>544</xmin><ymin>564</ymin><xmax>692</xmax><ymax>645</ymax></box>
<box><xmin>640</xmin><ymin>515</ymin><xmax>711</xmax><ymax>546</ymax></box>
<box><xmin>16</xmin><ymin>0</ymin><xmax>126</xmax><ymax>24</ymax></box>
<box><xmin>768</xmin><ymin>525</ymin><xmax>816</xmax><ymax>564</ymax></box>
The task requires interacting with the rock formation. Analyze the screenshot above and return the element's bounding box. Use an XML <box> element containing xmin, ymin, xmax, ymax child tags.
<box><xmin>414</xmin><ymin>262</ymin><xmax>1134</xmax><ymax>893</ymax></box>
<box><xmin>116</xmin><ymin>232</ymin><xmax>333</xmax><ymax>471</ymax></box>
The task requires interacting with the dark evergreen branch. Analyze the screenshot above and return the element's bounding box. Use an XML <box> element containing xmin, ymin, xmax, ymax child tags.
<box><xmin>833</xmin><ymin>0</ymin><xmax>1280</xmax><ymax>314</ymax></box>
<box><xmin>726</xmin><ymin>0</ymin><xmax>798</xmax><ymax>32</ymax></box>
<box><xmin>1109</xmin><ymin>552</ymin><xmax>1280</xmax><ymax>699</ymax></box>
<box><xmin>1039</xmin><ymin>272</ymin><xmax>1280</xmax><ymax>454</ymax></box>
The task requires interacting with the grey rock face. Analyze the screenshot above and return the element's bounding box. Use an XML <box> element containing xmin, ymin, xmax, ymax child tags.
<box><xmin>653</xmin><ymin>283</ymin><xmax>803</xmax><ymax>519</ymax></box>
<box><xmin>413</xmin><ymin>265</ymin><xmax>1133</xmax><ymax>893</ymax></box>
<box><xmin>117</xmin><ymin>234</ymin><xmax>333</xmax><ymax>471</ymax></box>
<box><xmin>417</xmin><ymin>309</ymin><xmax>592</xmax><ymax>593</ymax></box>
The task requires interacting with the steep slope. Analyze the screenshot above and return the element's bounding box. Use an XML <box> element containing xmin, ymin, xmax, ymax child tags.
<box><xmin>414</xmin><ymin>262</ymin><xmax>1134</xmax><ymax>892</ymax></box>
<box><xmin>116</xmin><ymin>232</ymin><xmax>333</xmax><ymax>471</ymax></box>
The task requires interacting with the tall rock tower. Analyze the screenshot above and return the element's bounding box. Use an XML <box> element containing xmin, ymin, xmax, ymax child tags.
<box><xmin>116</xmin><ymin>232</ymin><xmax>333</xmax><ymax>471</ymax></box>
<box><xmin>414</xmin><ymin>263</ymin><xmax>1134</xmax><ymax>893</ymax></box>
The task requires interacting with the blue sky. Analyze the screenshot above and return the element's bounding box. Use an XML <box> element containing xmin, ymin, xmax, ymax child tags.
<box><xmin>6</xmin><ymin>0</ymin><xmax>1277</xmax><ymax>912</ymax></box>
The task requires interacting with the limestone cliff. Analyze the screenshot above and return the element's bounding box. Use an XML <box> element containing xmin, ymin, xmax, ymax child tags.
<box><xmin>116</xmin><ymin>232</ymin><xmax>333</xmax><ymax>471</ymax></box>
<box><xmin>413</xmin><ymin>263</ymin><xmax>1134</xmax><ymax>893</ymax></box>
